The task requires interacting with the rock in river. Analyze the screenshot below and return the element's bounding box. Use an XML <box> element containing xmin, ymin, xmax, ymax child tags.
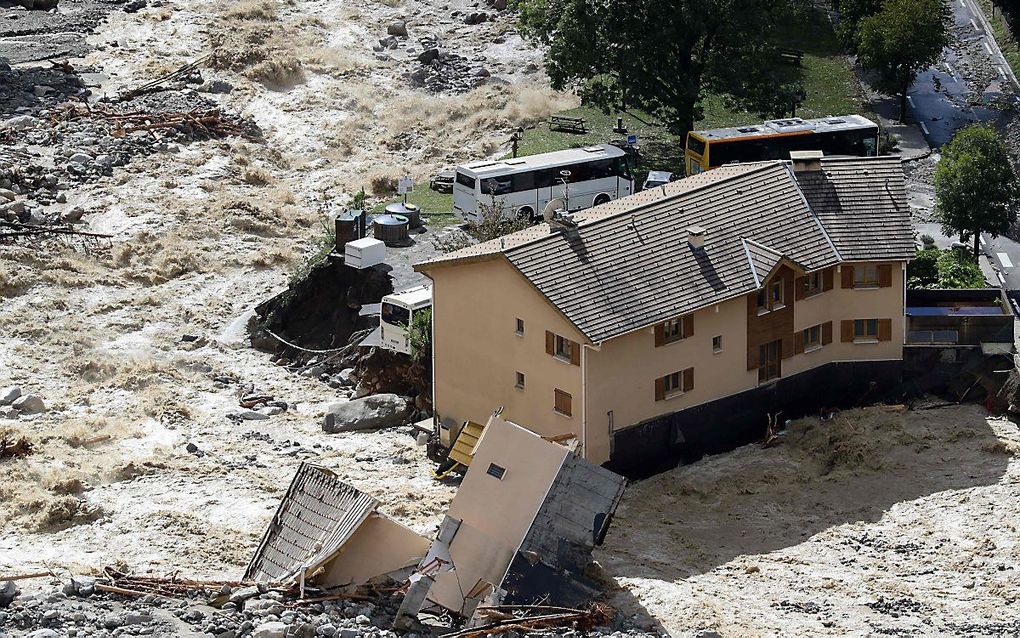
<box><xmin>322</xmin><ymin>394</ymin><xmax>413</xmax><ymax>433</ymax></box>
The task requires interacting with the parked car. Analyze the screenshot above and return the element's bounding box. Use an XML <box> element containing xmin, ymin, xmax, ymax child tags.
<box><xmin>642</xmin><ymin>170</ymin><xmax>674</xmax><ymax>191</ymax></box>
<box><xmin>430</xmin><ymin>169</ymin><xmax>455</xmax><ymax>193</ymax></box>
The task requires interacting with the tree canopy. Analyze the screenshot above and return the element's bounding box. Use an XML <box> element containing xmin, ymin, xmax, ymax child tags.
<box><xmin>854</xmin><ymin>0</ymin><xmax>950</xmax><ymax>122</ymax></box>
<box><xmin>514</xmin><ymin>0</ymin><xmax>806</xmax><ymax>136</ymax></box>
<box><xmin>907</xmin><ymin>247</ymin><xmax>987</xmax><ymax>289</ymax></box>
<box><xmin>935</xmin><ymin>125</ymin><xmax>1020</xmax><ymax>261</ymax></box>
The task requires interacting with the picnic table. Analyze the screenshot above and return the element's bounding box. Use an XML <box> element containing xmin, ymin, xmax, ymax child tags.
<box><xmin>548</xmin><ymin>114</ymin><xmax>588</xmax><ymax>134</ymax></box>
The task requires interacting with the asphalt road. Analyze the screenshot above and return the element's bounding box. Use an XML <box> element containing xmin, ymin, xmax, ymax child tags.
<box><xmin>907</xmin><ymin>0</ymin><xmax>1016</xmax><ymax>148</ymax></box>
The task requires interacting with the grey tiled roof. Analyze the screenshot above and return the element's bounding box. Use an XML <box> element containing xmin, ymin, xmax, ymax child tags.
<box><xmin>795</xmin><ymin>156</ymin><xmax>916</xmax><ymax>261</ymax></box>
<box><xmin>245</xmin><ymin>463</ymin><xmax>378</xmax><ymax>584</ymax></box>
<box><xmin>503</xmin><ymin>162</ymin><xmax>841</xmax><ymax>342</ymax></box>
<box><xmin>418</xmin><ymin>156</ymin><xmax>913</xmax><ymax>344</ymax></box>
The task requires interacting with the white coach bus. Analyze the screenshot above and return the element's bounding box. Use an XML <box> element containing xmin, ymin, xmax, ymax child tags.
<box><xmin>453</xmin><ymin>144</ymin><xmax>635</xmax><ymax>223</ymax></box>
<box><xmin>380</xmin><ymin>285</ymin><xmax>433</xmax><ymax>356</ymax></box>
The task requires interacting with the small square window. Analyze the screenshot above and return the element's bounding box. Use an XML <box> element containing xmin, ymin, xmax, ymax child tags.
<box><xmin>515</xmin><ymin>371</ymin><xmax>525</xmax><ymax>389</ymax></box>
<box><xmin>712</xmin><ymin>335</ymin><xmax>722</xmax><ymax>352</ymax></box>
<box><xmin>771</xmin><ymin>280</ymin><xmax>784</xmax><ymax>307</ymax></box>
<box><xmin>854</xmin><ymin>318</ymin><xmax>879</xmax><ymax>339</ymax></box>
<box><xmin>515</xmin><ymin>318</ymin><xmax>525</xmax><ymax>336</ymax></box>
<box><xmin>803</xmin><ymin>272</ymin><xmax>822</xmax><ymax>296</ymax></box>
<box><xmin>486</xmin><ymin>463</ymin><xmax>506</xmax><ymax>479</ymax></box>
<box><xmin>555</xmin><ymin>335</ymin><xmax>574</xmax><ymax>361</ymax></box>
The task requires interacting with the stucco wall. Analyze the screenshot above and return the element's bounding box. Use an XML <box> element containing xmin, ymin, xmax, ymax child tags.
<box><xmin>786</xmin><ymin>262</ymin><xmax>905</xmax><ymax>376</ymax></box>
<box><xmin>427</xmin><ymin>417</ymin><xmax>568</xmax><ymax>613</ymax></box>
<box><xmin>585</xmin><ymin>261</ymin><xmax>907</xmax><ymax>465</ymax></box>
<box><xmin>318</xmin><ymin>514</ymin><xmax>430</xmax><ymax>588</ymax></box>
<box><xmin>585</xmin><ymin>298</ymin><xmax>756</xmax><ymax>465</ymax></box>
<box><xmin>427</xmin><ymin>257</ymin><xmax>586</xmax><ymax>443</ymax></box>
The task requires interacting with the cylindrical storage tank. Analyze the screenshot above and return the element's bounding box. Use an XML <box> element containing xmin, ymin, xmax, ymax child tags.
<box><xmin>335</xmin><ymin>211</ymin><xmax>361</xmax><ymax>252</ymax></box>
<box><xmin>373</xmin><ymin>214</ymin><xmax>410</xmax><ymax>247</ymax></box>
<box><xmin>385</xmin><ymin>202</ymin><xmax>421</xmax><ymax>228</ymax></box>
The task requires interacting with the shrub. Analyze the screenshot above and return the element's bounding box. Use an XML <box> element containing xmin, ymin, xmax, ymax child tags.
<box><xmin>907</xmin><ymin>247</ymin><xmax>986</xmax><ymax>289</ymax></box>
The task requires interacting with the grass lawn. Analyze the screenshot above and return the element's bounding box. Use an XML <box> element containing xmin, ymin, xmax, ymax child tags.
<box><xmin>517</xmin><ymin>7</ymin><xmax>865</xmax><ymax>183</ymax></box>
<box><xmin>977</xmin><ymin>0</ymin><xmax>1020</xmax><ymax>83</ymax></box>
<box><xmin>372</xmin><ymin>186</ymin><xmax>457</xmax><ymax>228</ymax></box>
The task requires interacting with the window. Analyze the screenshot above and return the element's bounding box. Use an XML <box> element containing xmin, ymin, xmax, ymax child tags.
<box><xmin>656</xmin><ymin>368</ymin><xmax>694</xmax><ymax>400</ymax></box>
<box><xmin>687</xmin><ymin>135</ymin><xmax>707</xmax><ymax>157</ymax></box>
<box><xmin>515</xmin><ymin>318</ymin><xmax>525</xmax><ymax>336</ymax></box>
<box><xmin>770</xmin><ymin>280</ymin><xmax>784</xmax><ymax>308</ymax></box>
<box><xmin>515</xmin><ymin>371</ymin><xmax>525</xmax><ymax>389</ymax></box>
<box><xmin>804</xmin><ymin>324</ymin><xmax>822</xmax><ymax>350</ymax></box>
<box><xmin>664</xmin><ymin>319</ymin><xmax>683</xmax><ymax>342</ymax></box>
<box><xmin>480</xmin><ymin>176</ymin><xmax>512</xmax><ymax>195</ymax></box>
<box><xmin>854</xmin><ymin>264</ymin><xmax>879</xmax><ymax>288</ymax></box>
<box><xmin>757</xmin><ymin>278</ymin><xmax>785</xmax><ymax>314</ymax></box>
<box><xmin>663</xmin><ymin>371</ymin><xmax>682</xmax><ymax>396</ymax></box>
<box><xmin>758</xmin><ymin>340</ymin><xmax>781</xmax><ymax>384</ymax></box>
<box><xmin>455</xmin><ymin>172</ymin><xmax>476</xmax><ymax>190</ymax></box>
<box><xmin>555</xmin><ymin>335</ymin><xmax>574</xmax><ymax>361</ymax></box>
<box><xmin>554</xmin><ymin>389</ymin><xmax>572</xmax><ymax>417</ymax></box>
<box><xmin>713</xmin><ymin>335</ymin><xmax>723</xmax><ymax>352</ymax></box>
<box><xmin>486</xmin><ymin>463</ymin><xmax>506</xmax><ymax>479</ymax></box>
<box><xmin>381</xmin><ymin>303</ymin><xmax>410</xmax><ymax>327</ymax></box>
<box><xmin>854</xmin><ymin>319</ymin><xmax>879</xmax><ymax>340</ymax></box>
<box><xmin>802</xmin><ymin>272</ymin><xmax>822</xmax><ymax>296</ymax></box>
<box><xmin>511</xmin><ymin>171</ymin><xmax>535</xmax><ymax>192</ymax></box>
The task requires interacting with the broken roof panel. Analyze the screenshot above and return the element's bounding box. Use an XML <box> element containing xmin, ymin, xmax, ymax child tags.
<box><xmin>245</xmin><ymin>463</ymin><xmax>379</xmax><ymax>584</ymax></box>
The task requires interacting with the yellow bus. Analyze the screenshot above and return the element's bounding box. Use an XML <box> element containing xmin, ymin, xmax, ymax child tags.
<box><xmin>684</xmin><ymin>115</ymin><xmax>879</xmax><ymax>175</ymax></box>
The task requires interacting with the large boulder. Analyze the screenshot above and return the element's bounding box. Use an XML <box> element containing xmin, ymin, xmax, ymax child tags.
<box><xmin>0</xmin><ymin>581</ymin><xmax>19</xmax><ymax>608</ymax></box>
<box><xmin>253</xmin><ymin>621</ymin><xmax>288</xmax><ymax>638</ymax></box>
<box><xmin>12</xmin><ymin>394</ymin><xmax>45</xmax><ymax>414</ymax></box>
<box><xmin>0</xmin><ymin>386</ymin><xmax>21</xmax><ymax>406</ymax></box>
<box><xmin>322</xmin><ymin>394</ymin><xmax>413</xmax><ymax>433</ymax></box>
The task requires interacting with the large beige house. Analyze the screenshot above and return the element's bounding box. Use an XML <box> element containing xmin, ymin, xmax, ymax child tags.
<box><xmin>416</xmin><ymin>155</ymin><xmax>915</xmax><ymax>474</ymax></box>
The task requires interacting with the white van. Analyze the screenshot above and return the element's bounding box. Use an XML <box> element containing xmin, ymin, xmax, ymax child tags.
<box><xmin>453</xmin><ymin>144</ymin><xmax>635</xmax><ymax>223</ymax></box>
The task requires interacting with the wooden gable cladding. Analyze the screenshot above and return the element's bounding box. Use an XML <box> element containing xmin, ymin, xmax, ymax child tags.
<box><xmin>746</xmin><ymin>265</ymin><xmax>796</xmax><ymax>371</ymax></box>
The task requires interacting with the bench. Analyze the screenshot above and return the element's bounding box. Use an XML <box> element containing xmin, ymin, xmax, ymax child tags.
<box><xmin>548</xmin><ymin>114</ymin><xmax>588</xmax><ymax>134</ymax></box>
<box><xmin>779</xmin><ymin>47</ymin><xmax>804</xmax><ymax>65</ymax></box>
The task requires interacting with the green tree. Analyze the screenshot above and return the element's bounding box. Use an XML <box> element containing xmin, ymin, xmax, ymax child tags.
<box><xmin>907</xmin><ymin>247</ymin><xmax>986</xmax><ymax>289</ymax></box>
<box><xmin>935</xmin><ymin>125</ymin><xmax>1020</xmax><ymax>261</ymax></box>
<box><xmin>832</xmin><ymin>0</ymin><xmax>881</xmax><ymax>53</ymax></box>
<box><xmin>515</xmin><ymin>0</ymin><xmax>805</xmax><ymax>137</ymax></box>
<box><xmin>855</xmin><ymin>0</ymin><xmax>950</xmax><ymax>122</ymax></box>
<box><xmin>408</xmin><ymin>308</ymin><xmax>432</xmax><ymax>362</ymax></box>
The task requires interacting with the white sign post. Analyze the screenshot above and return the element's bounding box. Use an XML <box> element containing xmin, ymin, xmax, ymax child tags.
<box><xmin>397</xmin><ymin>176</ymin><xmax>414</xmax><ymax>204</ymax></box>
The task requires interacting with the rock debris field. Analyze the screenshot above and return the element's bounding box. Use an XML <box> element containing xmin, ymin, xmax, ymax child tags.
<box><xmin>2</xmin><ymin>0</ymin><xmax>1020</xmax><ymax>636</ymax></box>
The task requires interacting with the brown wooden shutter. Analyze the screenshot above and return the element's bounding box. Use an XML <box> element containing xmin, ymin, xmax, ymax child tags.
<box><xmin>794</xmin><ymin>330</ymin><xmax>805</xmax><ymax>354</ymax></box>
<box><xmin>683</xmin><ymin>367</ymin><xmax>694</xmax><ymax>392</ymax></box>
<box><xmin>841</xmin><ymin>265</ymin><xmax>855</xmax><ymax>288</ymax></box>
<box><xmin>878</xmin><ymin>318</ymin><xmax>892</xmax><ymax>342</ymax></box>
<box><xmin>841</xmin><ymin>320</ymin><xmax>854</xmax><ymax>343</ymax></box>
<box><xmin>823</xmin><ymin>267</ymin><xmax>834</xmax><ymax>291</ymax></box>
<box><xmin>682</xmin><ymin>314</ymin><xmax>694</xmax><ymax>338</ymax></box>
<box><xmin>822</xmin><ymin>321</ymin><xmax>833</xmax><ymax>345</ymax></box>
<box><xmin>569</xmin><ymin>340</ymin><xmax>580</xmax><ymax>366</ymax></box>
<box><xmin>795</xmin><ymin>277</ymin><xmax>806</xmax><ymax>301</ymax></box>
<box><xmin>654</xmin><ymin>323</ymin><xmax>665</xmax><ymax>347</ymax></box>
<box><xmin>878</xmin><ymin>264</ymin><xmax>893</xmax><ymax>288</ymax></box>
<box><xmin>747</xmin><ymin>345</ymin><xmax>759</xmax><ymax>371</ymax></box>
<box><xmin>545</xmin><ymin>331</ymin><xmax>555</xmax><ymax>355</ymax></box>
<box><xmin>654</xmin><ymin>377</ymin><xmax>665</xmax><ymax>401</ymax></box>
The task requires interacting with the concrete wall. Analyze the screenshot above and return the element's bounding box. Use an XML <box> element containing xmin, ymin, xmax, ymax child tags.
<box><xmin>318</xmin><ymin>514</ymin><xmax>430</xmax><ymax>588</ymax></box>
<box><xmin>428</xmin><ymin>257</ymin><xmax>586</xmax><ymax>443</ymax></box>
<box><xmin>427</xmin><ymin>417</ymin><xmax>568</xmax><ymax>614</ymax></box>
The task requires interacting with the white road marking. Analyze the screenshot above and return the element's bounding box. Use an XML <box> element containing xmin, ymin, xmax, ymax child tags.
<box><xmin>999</xmin><ymin>66</ymin><xmax>1007</xmax><ymax>78</ymax></box>
<box><xmin>998</xmin><ymin>252</ymin><xmax>1014</xmax><ymax>268</ymax></box>
<box><xmin>907</xmin><ymin>95</ymin><xmax>915</xmax><ymax>107</ymax></box>
<box><xmin>920</xmin><ymin>121</ymin><xmax>930</xmax><ymax>135</ymax></box>
<box><xmin>984</xmin><ymin>40</ymin><xmax>994</xmax><ymax>55</ymax></box>
<box><xmin>971</xmin><ymin>18</ymin><xmax>980</xmax><ymax>32</ymax></box>
<box><xmin>944</xmin><ymin>62</ymin><xmax>957</xmax><ymax>79</ymax></box>
<box><xmin>998</xmin><ymin>271</ymin><xmax>1006</xmax><ymax>285</ymax></box>
<box><xmin>960</xmin><ymin>0</ymin><xmax>965</xmax><ymax>6</ymax></box>
<box><xmin>980</xmin><ymin>236</ymin><xmax>987</xmax><ymax>247</ymax></box>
